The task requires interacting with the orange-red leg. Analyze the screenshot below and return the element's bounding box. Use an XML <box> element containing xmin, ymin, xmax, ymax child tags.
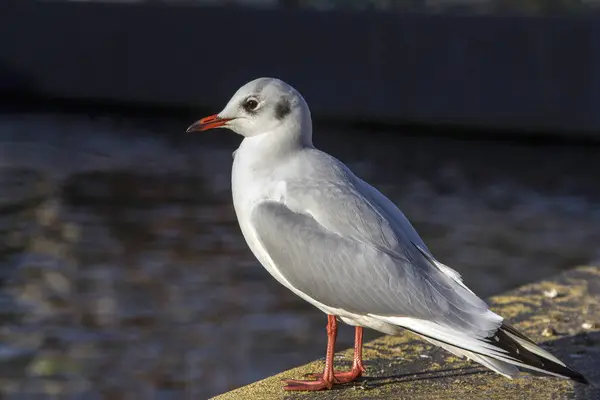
<box><xmin>282</xmin><ymin>315</ymin><xmax>338</xmax><ymax>391</ymax></box>
<box><xmin>306</xmin><ymin>326</ymin><xmax>366</xmax><ymax>384</ymax></box>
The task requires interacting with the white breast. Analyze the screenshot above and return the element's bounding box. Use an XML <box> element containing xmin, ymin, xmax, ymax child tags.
<box><xmin>231</xmin><ymin>145</ymin><xmax>339</xmax><ymax>315</ymax></box>
<box><xmin>230</xmin><ymin>143</ymin><xmax>403</xmax><ymax>333</ymax></box>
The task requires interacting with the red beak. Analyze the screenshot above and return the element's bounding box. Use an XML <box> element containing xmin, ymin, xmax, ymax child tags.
<box><xmin>186</xmin><ymin>114</ymin><xmax>231</xmax><ymax>132</ymax></box>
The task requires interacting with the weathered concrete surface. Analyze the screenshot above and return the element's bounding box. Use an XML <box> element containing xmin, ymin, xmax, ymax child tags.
<box><xmin>213</xmin><ymin>266</ymin><xmax>600</xmax><ymax>399</ymax></box>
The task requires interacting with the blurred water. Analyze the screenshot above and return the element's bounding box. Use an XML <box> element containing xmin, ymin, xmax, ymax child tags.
<box><xmin>0</xmin><ymin>112</ymin><xmax>599</xmax><ymax>398</ymax></box>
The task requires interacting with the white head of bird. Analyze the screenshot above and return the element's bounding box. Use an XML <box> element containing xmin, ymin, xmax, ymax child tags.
<box><xmin>187</xmin><ymin>78</ymin><xmax>313</xmax><ymax>147</ymax></box>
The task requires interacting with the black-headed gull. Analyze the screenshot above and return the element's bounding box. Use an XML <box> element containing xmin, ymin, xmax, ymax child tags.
<box><xmin>186</xmin><ymin>78</ymin><xmax>587</xmax><ymax>391</ymax></box>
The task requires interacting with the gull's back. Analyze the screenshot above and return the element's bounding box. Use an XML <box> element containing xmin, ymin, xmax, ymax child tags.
<box><xmin>240</xmin><ymin>145</ymin><xmax>500</xmax><ymax>335</ymax></box>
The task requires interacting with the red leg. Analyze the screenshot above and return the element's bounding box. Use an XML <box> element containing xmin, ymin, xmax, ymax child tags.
<box><xmin>282</xmin><ymin>315</ymin><xmax>338</xmax><ymax>391</ymax></box>
<box><xmin>333</xmin><ymin>326</ymin><xmax>366</xmax><ymax>383</ymax></box>
<box><xmin>307</xmin><ymin>326</ymin><xmax>366</xmax><ymax>384</ymax></box>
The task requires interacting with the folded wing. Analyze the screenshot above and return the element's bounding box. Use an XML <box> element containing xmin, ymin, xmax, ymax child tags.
<box><xmin>250</xmin><ymin>173</ymin><xmax>502</xmax><ymax>339</ymax></box>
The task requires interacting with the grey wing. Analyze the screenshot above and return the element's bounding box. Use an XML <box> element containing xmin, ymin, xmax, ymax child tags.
<box><xmin>251</xmin><ymin>181</ymin><xmax>498</xmax><ymax>338</ymax></box>
<box><xmin>353</xmin><ymin>176</ymin><xmax>430</xmax><ymax>253</ymax></box>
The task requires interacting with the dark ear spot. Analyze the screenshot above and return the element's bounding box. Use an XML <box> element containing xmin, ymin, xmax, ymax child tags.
<box><xmin>274</xmin><ymin>97</ymin><xmax>291</xmax><ymax>120</ymax></box>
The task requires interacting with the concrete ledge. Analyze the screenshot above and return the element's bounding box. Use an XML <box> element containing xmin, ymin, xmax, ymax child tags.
<box><xmin>213</xmin><ymin>266</ymin><xmax>600</xmax><ymax>399</ymax></box>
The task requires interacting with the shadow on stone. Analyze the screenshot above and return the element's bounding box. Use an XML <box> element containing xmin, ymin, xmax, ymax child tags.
<box><xmin>362</xmin><ymin>366</ymin><xmax>489</xmax><ymax>388</ymax></box>
<box><xmin>358</xmin><ymin>330</ymin><xmax>598</xmax><ymax>394</ymax></box>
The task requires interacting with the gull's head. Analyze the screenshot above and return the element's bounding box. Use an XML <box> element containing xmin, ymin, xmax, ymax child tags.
<box><xmin>186</xmin><ymin>77</ymin><xmax>311</xmax><ymax>141</ymax></box>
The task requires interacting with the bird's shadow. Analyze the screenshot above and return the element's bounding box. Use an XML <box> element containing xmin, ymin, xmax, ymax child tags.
<box><xmin>359</xmin><ymin>366</ymin><xmax>490</xmax><ymax>389</ymax></box>
<box><xmin>325</xmin><ymin>330</ymin><xmax>599</xmax><ymax>394</ymax></box>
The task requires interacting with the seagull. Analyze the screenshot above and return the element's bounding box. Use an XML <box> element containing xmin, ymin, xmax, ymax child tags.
<box><xmin>186</xmin><ymin>78</ymin><xmax>588</xmax><ymax>391</ymax></box>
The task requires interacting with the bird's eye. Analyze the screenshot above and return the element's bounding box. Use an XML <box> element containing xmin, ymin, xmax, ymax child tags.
<box><xmin>243</xmin><ymin>98</ymin><xmax>259</xmax><ymax>112</ymax></box>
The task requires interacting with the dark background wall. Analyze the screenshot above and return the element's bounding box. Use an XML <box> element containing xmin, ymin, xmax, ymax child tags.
<box><xmin>2</xmin><ymin>0</ymin><xmax>600</xmax><ymax>136</ymax></box>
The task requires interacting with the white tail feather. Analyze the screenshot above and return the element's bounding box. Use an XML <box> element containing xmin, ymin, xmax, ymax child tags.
<box><xmin>371</xmin><ymin>315</ymin><xmax>584</xmax><ymax>382</ymax></box>
<box><xmin>421</xmin><ymin>336</ymin><xmax>519</xmax><ymax>379</ymax></box>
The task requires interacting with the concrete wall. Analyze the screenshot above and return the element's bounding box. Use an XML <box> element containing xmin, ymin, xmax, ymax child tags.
<box><xmin>2</xmin><ymin>1</ymin><xmax>600</xmax><ymax>135</ymax></box>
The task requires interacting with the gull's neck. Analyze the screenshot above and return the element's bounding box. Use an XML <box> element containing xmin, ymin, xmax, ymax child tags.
<box><xmin>240</xmin><ymin>122</ymin><xmax>313</xmax><ymax>162</ymax></box>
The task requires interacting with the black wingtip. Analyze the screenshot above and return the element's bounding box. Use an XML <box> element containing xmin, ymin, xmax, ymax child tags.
<box><xmin>566</xmin><ymin>369</ymin><xmax>589</xmax><ymax>385</ymax></box>
<box><xmin>494</xmin><ymin>324</ymin><xmax>589</xmax><ymax>385</ymax></box>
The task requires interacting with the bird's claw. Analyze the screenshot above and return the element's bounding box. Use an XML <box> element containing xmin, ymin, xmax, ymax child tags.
<box><xmin>282</xmin><ymin>378</ymin><xmax>333</xmax><ymax>391</ymax></box>
<box><xmin>302</xmin><ymin>367</ymin><xmax>365</xmax><ymax>384</ymax></box>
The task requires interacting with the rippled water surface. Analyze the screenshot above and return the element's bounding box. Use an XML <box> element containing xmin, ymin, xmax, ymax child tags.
<box><xmin>0</xmin><ymin>113</ymin><xmax>599</xmax><ymax>398</ymax></box>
